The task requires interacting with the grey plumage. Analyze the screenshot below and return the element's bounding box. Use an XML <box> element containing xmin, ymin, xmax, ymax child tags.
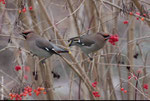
<box><xmin>68</xmin><ymin>32</ymin><xmax>110</xmax><ymax>60</ymax></box>
<box><xmin>21</xmin><ymin>30</ymin><xmax>69</xmax><ymax>58</ymax></box>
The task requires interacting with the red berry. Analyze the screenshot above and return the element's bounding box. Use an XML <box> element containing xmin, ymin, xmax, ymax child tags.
<box><xmin>123</xmin><ymin>20</ymin><xmax>128</xmax><ymax>24</ymax></box>
<box><xmin>136</xmin><ymin>12</ymin><xmax>140</xmax><ymax>16</ymax></box>
<box><xmin>28</xmin><ymin>93</ymin><xmax>32</xmax><ymax>96</ymax></box>
<box><xmin>92</xmin><ymin>83</ymin><xmax>96</xmax><ymax>87</ymax></box>
<box><xmin>43</xmin><ymin>92</ymin><xmax>47</xmax><ymax>94</ymax></box>
<box><xmin>92</xmin><ymin>91</ymin><xmax>99</xmax><ymax>95</ymax></box>
<box><xmin>37</xmin><ymin>87</ymin><xmax>41</xmax><ymax>91</ymax></box>
<box><xmin>128</xmin><ymin>76</ymin><xmax>131</xmax><ymax>79</ymax></box>
<box><xmin>124</xmin><ymin>90</ymin><xmax>127</xmax><ymax>93</ymax></box>
<box><xmin>19</xmin><ymin>10</ymin><xmax>21</xmax><ymax>13</ymax></box>
<box><xmin>121</xmin><ymin>88</ymin><xmax>124</xmax><ymax>91</ymax></box>
<box><xmin>2</xmin><ymin>1</ymin><xmax>5</xmax><ymax>4</ymax></box>
<box><xmin>143</xmin><ymin>84</ymin><xmax>148</xmax><ymax>90</ymax></box>
<box><xmin>20</xmin><ymin>93</ymin><xmax>23</xmax><ymax>97</ymax></box>
<box><xmin>10</xmin><ymin>97</ymin><xmax>13</xmax><ymax>100</ymax></box>
<box><xmin>95</xmin><ymin>94</ymin><xmax>101</xmax><ymax>97</ymax></box>
<box><xmin>92</xmin><ymin>91</ymin><xmax>100</xmax><ymax>97</ymax></box>
<box><xmin>36</xmin><ymin>91</ymin><xmax>40</xmax><ymax>96</ymax></box>
<box><xmin>9</xmin><ymin>93</ymin><xmax>12</xmax><ymax>97</ymax></box>
<box><xmin>22</xmin><ymin>8</ymin><xmax>26</xmax><ymax>12</ymax></box>
<box><xmin>141</xmin><ymin>17</ymin><xmax>144</xmax><ymax>21</ymax></box>
<box><xmin>25</xmin><ymin>66</ymin><xmax>30</xmax><ymax>72</ymax></box>
<box><xmin>15</xmin><ymin>66</ymin><xmax>21</xmax><ymax>71</ymax></box>
<box><xmin>19</xmin><ymin>97</ymin><xmax>22</xmax><ymax>100</ymax></box>
<box><xmin>136</xmin><ymin>17</ymin><xmax>139</xmax><ymax>20</ymax></box>
<box><xmin>93</xmin><ymin>81</ymin><xmax>97</xmax><ymax>85</ymax></box>
<box><xmin>29</xmin><ymin>6</ymin><xmax>32</xmax><ymax>10</ymax></box>
<box><xmin>129</xmin><ymin>12</ymin><xmax>133</xmax><ymax>15</ymax></box>
<box><xmin>12</xmin><ymin>94</ymin><xmax>15</xmax><ymax>98</ymax></box>
<box><xmin>24</xmin><ymin>75</ymin><xmax>28</xmax><ymax>80</ymax></box>
<box><xmin>108</xmin><ymin>34</ymin><xmax>119</xmax><ymax>45</ymax></box>
<box><xmin>23</xmin><ymin>93</ymin><xmax>26</xmax><ymax>97</ymax></box>
<box><xmin>29</xmin><ymin>89</ymin><xmax>32</xmax><ymax>92</ymax></box>
<box><xmin>143</xmin><ymin>14</ymin><xmax>146</xmax><ymax>17</ymax></box>
<box><xmin>34</xmin><ymin>89</ymin><xmax>37</xmax><ymax>93</ymax></box>
<box><xmin>24</xmin><ymin>91</ymin><xmax>28</xmax><ymax>94</ymax></box>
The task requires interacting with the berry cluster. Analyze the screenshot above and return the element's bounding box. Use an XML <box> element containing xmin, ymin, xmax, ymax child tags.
<box><xmin>108</xmin><ymin>34</ymin><xmax>119</xmax><ymax>45</ymax></box>
<box><xmin>19</xmin><ymin>6</ymin><xmax>32</xmax><ymax>13</ymax></box>
<box><xmin>123</xmin><ymin>21</ymin><xmax>128</xmax><ymax>24</ymax></box>
<box><xmin>128</xmin><ymin>74</ymin><xmax>138</xmax><ymax>80</ymax></box>
<box><xmin>92</xmin><ymin>82</ymin><xmax>100</xmax><ymax>97</ymax></box>
<box><xmin>120</xmin><ymin>88</ymin><xmax>127</xmax><ymax>93</ymax></box>
<box><xmin>128</xmin><ymin>70</ymin><xmax>149</xmax><ymax>90</ymax></box>
<box><xmin>15</xmin><ymin>65</ymin><xmax>30</xmax><ymax>80</ymax></box>
<box><xmin>143</xmin><ymin>84</ymin><xmax>148</xmax><ymax>90</ymax></box>
<box><xmin>123</xmin><ymin>12</ymin><xmax>147</xmax><ymax>24</ymax></box>
<box><xmin>15</xmin><ymin>65</ymin><xmax>30</xmax><ymax>72</ymax></box>
<box><xmin>92</xmin><ymin>91</ymin><xmax>100</xmax><ymax>97</ymax></box>
<box><xmin>15</xmin><ymin>65</ymin><xmax>21</xmax><ymax>71</ymax></box>
<box><xmin>0</xmin><ymin>0</ymin><xmax>6</xmax><ymax>4</ymax></box>
<box><xmin>9</xmin><ymin>86</ymin><xmax>47</xmax><ymax>100</ymax></box>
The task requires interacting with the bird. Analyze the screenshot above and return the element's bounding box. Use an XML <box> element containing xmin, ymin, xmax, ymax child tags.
<box><xmin>21</xmin><ymin>30</ymin><xmax>70</xmax><ymax>61</ymax></box>
<box><xmin>68</xmin><ymin>32</ymin><xmax>110</xmax><ymax>60</ymax></box>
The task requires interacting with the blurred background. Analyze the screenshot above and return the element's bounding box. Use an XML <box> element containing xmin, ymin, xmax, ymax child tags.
<box><xmin>0</xmin><ymin>0</ymin><xmax>150</xmax><ymax>100</ymax></box>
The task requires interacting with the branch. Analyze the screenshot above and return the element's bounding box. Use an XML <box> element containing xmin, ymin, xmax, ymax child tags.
<box><xmin>103</xmin><ymin>0</ymin><xmax>150</xmax><ymax>27</ymax></box>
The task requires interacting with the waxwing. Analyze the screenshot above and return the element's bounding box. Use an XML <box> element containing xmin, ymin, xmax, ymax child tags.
<box><xmin>21</xmin><ymin>30</ymin><xmax>69</xmax><ymax>59</ymax></box>
<box><xmin>68</xmin><ymin>32</ymin><xmax>110</xmax><ymax>60</ymax></box>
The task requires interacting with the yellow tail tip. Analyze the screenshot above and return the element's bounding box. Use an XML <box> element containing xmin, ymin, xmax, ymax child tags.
<box><xmin>69</xmin><ymin>51</ymin><xmax>72</xmax><ymax>54</ymax></box>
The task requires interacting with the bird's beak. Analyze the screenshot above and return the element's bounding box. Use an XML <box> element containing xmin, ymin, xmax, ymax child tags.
<box><xmin>104</xmin><ymin>35</ymin><xmax>110</xmax><ymax>40</ymax></box>
<box><xmin>21</xmin><ymin>30</ymin><xmax>32</xmax><ymax>39</ymax></box>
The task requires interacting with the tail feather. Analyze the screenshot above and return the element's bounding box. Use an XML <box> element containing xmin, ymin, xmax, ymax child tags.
<box><xmin>50</xmin><ymin>43</ymin><xmax>69</xmax><ymax>55</ymax></box>
<box><xmin>68</xmin><ymin>37</ymin><xmax>80</xmax><ymax>47</ymax></box>
<box><xmin>68</xmin><ymin>40</ymin><xmax>73</xmax><ymax>47</ymax></box>
<box><xmin>56</xmin><ymin>50</ymin><xmax>69</xmax><ymax>53</ymax></box>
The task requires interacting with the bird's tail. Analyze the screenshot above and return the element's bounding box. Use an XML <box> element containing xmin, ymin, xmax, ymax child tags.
<box><xmin>51</xmin><ymin>43</ymin><xmax>71</xmax><ymax>54</ymax></box>
<box><xmin>56</xmin><ymin>49</ymin><xmax>72</xmax><ymax>56</ymax></box>
<box><xmin>68</xmin><ymin>37</ymin><xmax>80</xmax><ymax>47</ymax></box>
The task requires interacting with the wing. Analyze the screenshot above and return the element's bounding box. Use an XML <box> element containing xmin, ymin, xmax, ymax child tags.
<box><xmin>35</xmin><ymin>39</ymin><xmax>59</xmax><ymax>55</ymax></box>
<box><xmin>79</xmin><ymin>35</ymin><xmax>95</xmax><ymax>47</ymax></box>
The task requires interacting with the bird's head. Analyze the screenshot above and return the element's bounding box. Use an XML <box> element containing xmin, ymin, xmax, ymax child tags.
<box><xmin>99</xmin><ymin>32</ymin><xmax>110</xmax><ymax>40</ymax></box>
<box><xmin>21</xmin><ymin>30</ymin><xmax>33</xmax><ymax>39</ymax></box>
